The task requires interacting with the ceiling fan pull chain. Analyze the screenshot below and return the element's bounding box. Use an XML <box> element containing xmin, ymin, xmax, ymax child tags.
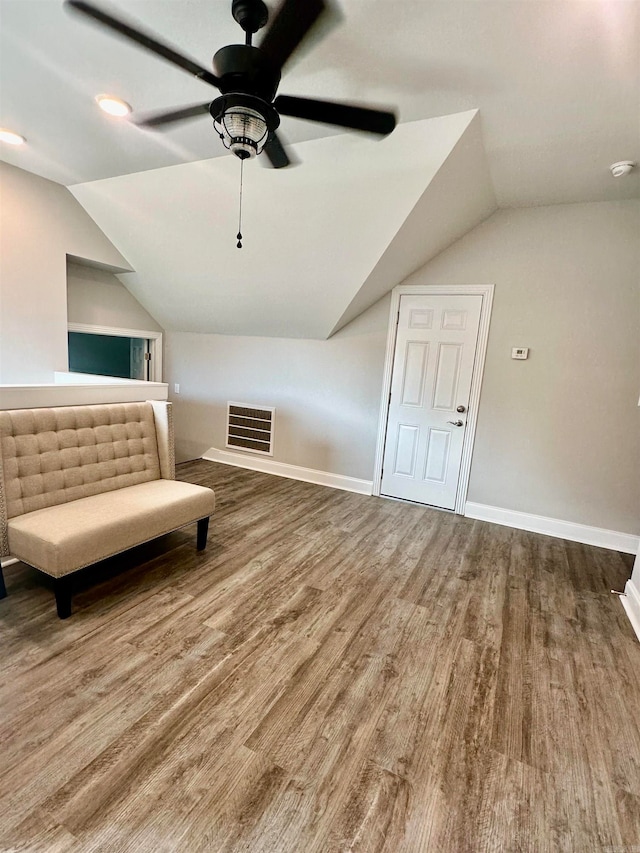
<box><xmin>237</xmin><ymin>157</ymin><xmax>244</xmax><ymax>248</ymax></box>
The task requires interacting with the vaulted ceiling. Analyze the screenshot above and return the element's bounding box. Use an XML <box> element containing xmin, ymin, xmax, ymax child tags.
<box><xmin>1</xmin><ymin>0</ymin><xmax>638</xmax><ymax>337</ymax></box>
<box><xmin>69</xmin><ymin>111</ymin><xmax>496</xmax><ymax>337</ymax></box>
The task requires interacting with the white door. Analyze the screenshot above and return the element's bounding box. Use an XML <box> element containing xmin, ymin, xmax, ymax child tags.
<box><xmin>129</xmin><ymin>338</ymin><xmax>148</xmax><ymax>381</ymax></box>
<box><xmin>380</xmin><ymin>293</ymin><xmax>483</xmax><ymax>510</ymax></box>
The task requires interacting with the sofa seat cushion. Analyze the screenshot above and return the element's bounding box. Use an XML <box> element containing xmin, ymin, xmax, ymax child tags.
<box><xmin>7</xmin><ymin>479</ymin><xmax>216</xmax><ymax>578</ymax></box>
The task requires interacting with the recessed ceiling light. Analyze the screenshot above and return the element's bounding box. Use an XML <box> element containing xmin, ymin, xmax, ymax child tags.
<box><xmin>0</xmin><ymin>129</ymin><xmax>26</xmax><ymax>146</ymax></box>
<box><xmin>96</xmin><ymin>95</ymin><xmax>132</xmax><ymax>117</ymax></box>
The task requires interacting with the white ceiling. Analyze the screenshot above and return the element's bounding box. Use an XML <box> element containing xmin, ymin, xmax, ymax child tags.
<box><xmin>1</xmin><ymin>0</ymin><xmax>639</xmax><ymax>337</ymax></box>
<box><xmin>70</xmin><ymin>112</ymin><xmax>496</xmax><ymax>338</ymax></box>
<box><xmin>2</xmin><ymin>0</ymin><xmax>638</xmax><ymax>203</ymax></box>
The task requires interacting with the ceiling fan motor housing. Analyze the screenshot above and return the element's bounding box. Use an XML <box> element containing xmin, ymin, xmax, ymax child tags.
<box><xmin>213</xmin><ymin>45</ymin><xmax>280</xmax><ymax>101</ymax></box>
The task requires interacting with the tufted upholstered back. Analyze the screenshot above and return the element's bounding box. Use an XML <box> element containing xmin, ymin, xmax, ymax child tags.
<box><xmin>0</xmin><ymin>403</ymin><xmax>162</xmax><ymax>525</ymax></box>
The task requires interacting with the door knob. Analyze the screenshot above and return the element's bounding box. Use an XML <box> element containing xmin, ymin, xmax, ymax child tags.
<box><xmin>447</xmin><ymin>420</ymin><xmax>464</xmax><ymax>427</ymax></box>
<box><xmin>456</xmin><ymin>405</ymin><xmax>466</xmax><ymax>413</ymax></box>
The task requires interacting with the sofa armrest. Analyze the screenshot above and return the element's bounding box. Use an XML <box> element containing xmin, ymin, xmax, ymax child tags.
<box><xmin>149</xmin><ymin>400</ymin><xmax>176</xmax><ymax>481</ymax></box>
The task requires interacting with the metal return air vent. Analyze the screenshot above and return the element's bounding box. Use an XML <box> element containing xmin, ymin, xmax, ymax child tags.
<box><xmin>226</xmin><ymin>402</ymin><xmax>275</xmax><ymax>455</ymax></box>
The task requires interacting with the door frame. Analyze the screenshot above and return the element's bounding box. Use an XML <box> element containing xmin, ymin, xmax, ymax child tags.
<box><xmin>372</xmin><ymin>284</ymin><xmax>494</xmax><ymax>514</ymax></box>
<box><xmin>67</xmin><ymin>323</ymin><xmax>163</xmax><ymax>382</ymax></box>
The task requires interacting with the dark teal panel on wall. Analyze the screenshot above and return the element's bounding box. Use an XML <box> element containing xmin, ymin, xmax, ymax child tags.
<box><xmin>68</xmin><ymin>332</ymin><xmax>142</xmax><ymax>379</ymax></box>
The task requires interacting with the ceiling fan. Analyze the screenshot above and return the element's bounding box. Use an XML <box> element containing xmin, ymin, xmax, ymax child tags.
<box><xmin>66</xmin><ymin>0</ymin><xmax>398</xmax><ymax>169</ymax></box>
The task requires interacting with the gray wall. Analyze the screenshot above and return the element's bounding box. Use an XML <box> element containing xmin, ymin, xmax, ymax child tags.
<box><xmin>67</xmin><ymin>261</ymin><xmax>162</xmax><ymax>332</ymax></box>
<box><xmin>0</xmin><ymin>163</ymin><xmax>130</xmax><ymax>383</ymax></box>
<box><xmin>411</xmin><ymin>201</ymin><xmax>639</xmax><ymax>534</ymax></box>
<box><xmin>165</xmin><ymin>297</ymin><xmax>390</xmax><ymax>477</ymax></box>
<box><xmin>166</xmin><ymin>200</ymin><xmax>639</xmax><ymax>536</ymax></box>
<box><xmin>4</xmin><ymin>162</ymin><xmax>637</xmax><ymax>537</ymax></box>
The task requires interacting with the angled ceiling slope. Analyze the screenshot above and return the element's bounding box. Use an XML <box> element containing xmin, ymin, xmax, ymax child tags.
<box><xmin>70</xmin><ymin>111</ymin><xmax>492</xmax><ymax>339</ymax></box>
<box><xmin>332</xmin><ymin>111</ymin><xmax>496</xmax><ymax>334</ymax></box>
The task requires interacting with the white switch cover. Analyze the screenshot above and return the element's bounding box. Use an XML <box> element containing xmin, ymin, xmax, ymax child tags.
<box><xmin>511</xmin><ymin>347</ymin><xmax>529</xmax><ymax>360</ymax></box>
<box><xmin>174</xmin><ymin>383</ymin><xmax>180</xmax><ymax>393</ymax></box>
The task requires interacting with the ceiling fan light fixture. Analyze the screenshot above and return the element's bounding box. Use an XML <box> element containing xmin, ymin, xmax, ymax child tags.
<box><xmin>217</xmin><ymin>105</ymin><xmax>269</xmax><ymax>159</ymax></box>
<box><xmin>96</xmin><ymin>94</ymin><xmax>132</xmax><ymax>117</ymax></box>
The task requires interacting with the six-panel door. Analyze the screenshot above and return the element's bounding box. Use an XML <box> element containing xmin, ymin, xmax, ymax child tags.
<box><xmin>380</xmin><ymin>293</ymin><xmax>483</xmax><ymax>509</ymax></box>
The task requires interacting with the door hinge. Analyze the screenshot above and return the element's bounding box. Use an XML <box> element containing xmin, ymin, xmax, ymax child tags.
<box><xmin>144</xmin><ymin>352</ymin><xmax>151</xmax><ymax>361</ymax></box>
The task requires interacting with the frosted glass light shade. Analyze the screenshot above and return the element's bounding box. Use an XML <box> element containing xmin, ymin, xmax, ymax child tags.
<box><xmin>220</xmin><ymin>107</ymin><xmax>268</xmax><ymax>159</ymax></box>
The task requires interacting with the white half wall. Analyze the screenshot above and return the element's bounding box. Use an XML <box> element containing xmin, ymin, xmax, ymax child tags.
<box><xmin>0</xmin><ymin>374</ymin><xmax>168</xmax><ymax>409</ymax></box>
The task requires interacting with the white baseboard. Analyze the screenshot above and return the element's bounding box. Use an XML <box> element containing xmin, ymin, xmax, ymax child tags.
<box><xmin>464</xmin><ymin>502</ymin><xmax>639</xmax><ymax>554</ymax></box>
<box><xmin>621</xmin><ymin>579</ymin><xmax>640</xmax><ymax>643</ymax></box>
<box><xmin>202</xmin><ymin>447</ymin><xmax>373</xmax><ymax>496</ymax></box>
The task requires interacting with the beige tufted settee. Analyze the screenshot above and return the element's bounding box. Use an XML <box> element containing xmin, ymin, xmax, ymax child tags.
<box><xmin>0</xmin><ymin>401</ymin><xmax>215</xmax><ymax>618</ymax></box>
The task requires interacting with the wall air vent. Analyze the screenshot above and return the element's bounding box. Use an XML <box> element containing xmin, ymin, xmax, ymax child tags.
<box><xmin>226</xmin><ymin>402</ymin><xmax>275</xmax><ymax>456</ymax></box>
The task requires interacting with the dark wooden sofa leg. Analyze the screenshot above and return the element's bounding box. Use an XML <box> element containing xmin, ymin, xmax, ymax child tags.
<box><xmin>196</xmin><ymin>517</ymin><xmax>209</xmax><ymax>551</ymax></box>
<box><xmin>0</xmin><ymin>566</ymin><xmax>6</xmax><ymax>599</ymax></box>
<box><xmin>54</xmin><ymin>577</ymin><xmax>73</xmax><ymax>619</ymax></box>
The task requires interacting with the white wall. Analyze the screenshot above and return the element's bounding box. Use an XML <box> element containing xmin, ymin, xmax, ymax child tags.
<box><xmin>165</xmin><ymin>297</ymin><xmax>390</xmax><ymax>477</ymax></box>
<box><xmin>4</xmin><ymin>163</ymin><xmax>638</xmax><ymax>539</ymax></box>
<box><xmin>166</xmin><ymin>200</ymin><xmax>639</xmax><ymax>538</ymax></box>
<box><xmin>67</xmin><ymin>261</ymin><xmax>162</xmax><ymax>332</ymax></box>
<box><xmin>0</xmin><ymin>163</ymin><xmax>131</xmax><ymax>383</ymax></box>
<box><xmin>410</xmin><ymin>200</ymin><xmax>640</xmax><ymax>534</ymax></box>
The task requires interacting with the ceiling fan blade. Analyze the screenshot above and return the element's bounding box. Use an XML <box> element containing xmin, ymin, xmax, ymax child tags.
<box><xmin>134</xmin><ymin>103</ymin><xmax>212</xmax><ymax>129</ymax></box>
<box><xmin>274</xmin><ymin>95</ymin><xmax>396</xmax><ymax>135</ymax></box>
<box><xmin>263</xmin><ymin>132</ymin><xmax>291</xmax><ymax>168</ymax></box>
<box><xmin>65</xmin><ymin>1</ymin><xmax>220</xmax><ymax>88</ymax></box>
<box><xmin>258</xmin><ymin>0</ymin><xmax>328</xmax><ymax>72</ymax></box>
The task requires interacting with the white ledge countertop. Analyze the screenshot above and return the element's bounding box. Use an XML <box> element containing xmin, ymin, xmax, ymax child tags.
<box><xmin>0</xmin><ymin>373</ymin><xmax>168</xmax><ymax>409</ymax></box>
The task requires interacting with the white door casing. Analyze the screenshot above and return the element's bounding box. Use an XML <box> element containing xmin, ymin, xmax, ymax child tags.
<box><xmin>374</xmin><ymin>285</ymin><xmax>494</xmax><ymax>513</ymax></box>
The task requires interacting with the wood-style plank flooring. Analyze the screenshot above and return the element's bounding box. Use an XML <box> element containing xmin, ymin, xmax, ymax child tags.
<box><xmin>0</xmin><ymin>460</ymin><xmax>639</xmax><ymax>852</ymax></box>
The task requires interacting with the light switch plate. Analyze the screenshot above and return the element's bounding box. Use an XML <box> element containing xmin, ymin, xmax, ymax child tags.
<box><xmin>512</xmin><ymin>347</ymin><xmax>529</xmax><ymax>360</ymax></box>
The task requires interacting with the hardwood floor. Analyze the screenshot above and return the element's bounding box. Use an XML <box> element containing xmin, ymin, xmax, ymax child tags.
<box><xmin>0</xmin><ymin>460</ymin><xmax>638</xmax><ymax>852</ymax></box>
